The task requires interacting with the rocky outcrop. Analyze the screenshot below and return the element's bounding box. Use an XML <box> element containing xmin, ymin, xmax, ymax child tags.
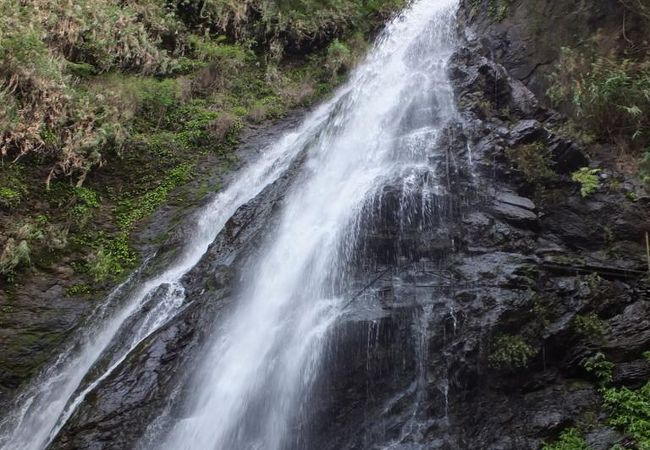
<box><xmin>301</xmin><ymin>24</ymin><xmax>650</xmax><ymax>450</ymax></box>
<box><xmin>458</xmin><ymin>0</ymin><xmax>647</xmax><ymax>100</ymax></box>
<box><xmin>49</xmin><ymin>141</ymin><xmax>308</xmax><ymax>450</ymax></box>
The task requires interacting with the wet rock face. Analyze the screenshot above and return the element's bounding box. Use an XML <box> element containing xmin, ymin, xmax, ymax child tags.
<box><xmin>457</xmin><ymin>0</ymin><xmax>644</xmax><ymax>99</ymax></box>
<box><xmin>301</xmin><ymin>28</ymin><xmax>650</xmax><ymax>450</ymax></box>
<box><xmin>48</xmin><ymin>126</ymin><xmax>309</xmax><ymax>450</ymax></box>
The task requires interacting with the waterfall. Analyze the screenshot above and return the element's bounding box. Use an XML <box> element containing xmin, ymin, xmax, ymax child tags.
<box><xmin>152</xmin><ymin>1</ymin><xmax>459</xmax><ymax>448</ymax></box>
<box><xmin>1</xmin><ymin>0</ymin><xmax>458</xmax><ymax>448</ymax></box>
<box><xmin>0</xmin><ymin>88</ymin><xmax>341</xmax><ymax>450</ymax></box>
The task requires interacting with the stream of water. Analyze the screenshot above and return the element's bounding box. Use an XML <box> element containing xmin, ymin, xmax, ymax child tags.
<box><xmin>153</xmin><ymin>1</ymin><xmax>458</xmax><ymax>448</ymax></box>
<box><xmin>0</xmin><ymin>0</ymin><xmax>458</xmax><ymax>448</ymax></box>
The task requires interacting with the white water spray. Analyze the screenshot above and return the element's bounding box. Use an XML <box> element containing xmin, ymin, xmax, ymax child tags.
<box><xmin>0</xmin><ymin>89</ymin><xmax>342</xmax><ymax>450</ymax></box>
<box><xmin>156</xmin><ymin>1</ymin><xmax>458</xmax><ymax>448</ymax></box>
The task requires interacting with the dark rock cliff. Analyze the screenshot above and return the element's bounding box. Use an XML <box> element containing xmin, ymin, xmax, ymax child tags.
<box><xmin>457</xmin><ymin>0</ymin><xmax>648</xmax><ymax>100</ymax></box>
<box><xmin>46</xmin><ymin>2</ymin><xmax>650</xmax><ymax>450</ymax></box>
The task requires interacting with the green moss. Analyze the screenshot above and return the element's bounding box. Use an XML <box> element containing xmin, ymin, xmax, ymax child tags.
<box><xmin>116</xmin><ymin>163</ymin><xmax>194</xmax><ymax>233</ymax></box>
<box><xmin>571</xmin><ymin>168</ymin><xmax>601</xmax><ymax>198</ymax></box>
<box><xmin>0</xmin><ymin>187</ymin><xmax>22</xmax><ymax>208</ymax></box>
<box><xmin>541</xmin><ymin>428</ymin><xmax>591</xmax><ymax>450</ymax></box>
<box><xmin>488</xmin><ymin>334</ymin><xmax>536</xmax><ymax>370</ymax></box>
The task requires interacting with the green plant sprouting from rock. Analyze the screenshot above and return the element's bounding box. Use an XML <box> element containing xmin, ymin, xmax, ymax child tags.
<box><xmin>603</xmin><ymin>381</ymin><xmax>650</xmax><ymax>449</ymax></box>
<box><xmin>541</xmin><ymin>428</ymin><xmax>591</xmax><ymax>450</ymax></box>
<box><xmin>582</xmin><ymin>352</ymin><xmax>614</xmax><ymax>386</ymax></box>
<box><xmin>488</xmin><ymin>334</ymin><xmax>536</xmax><ymax>370</ymax></box>
<box><xmin>506</xmin><ymin>142</ymin><xmax>556</xmax><ymax>186</ymax></box>
<box><xmin>574</xmin><ymin>313</ymin><xmax>606</xmax><ymax>340</ymax></box>
<box><xmin>548</xmin><ymin>47</ymin><xmax>650</xmax><ymax>185</ymax></box>
<box><xmin>571</xmin><ymin>168</ymin><xmax>601</xmax><ymax>198</ymax></box>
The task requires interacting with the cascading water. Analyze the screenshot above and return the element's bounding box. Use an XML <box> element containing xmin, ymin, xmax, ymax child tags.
<box><xmin>149</xmin><ymin>1</ymin><xmax>459</xmax><ymax>449</ymax></box>
<box><xmin>0</xmin><ymin>94</ymin><xmax>340</xmax><ymax>450</ymax></box>
<box><xmin>1</xmin><ymin>0</ymin><xmax>458</xmax><ymax>448</ymax></box>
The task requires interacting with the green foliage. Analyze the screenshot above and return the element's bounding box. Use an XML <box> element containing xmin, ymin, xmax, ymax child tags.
<box><xmin>506</xmin><ymin>142</ymin><xmax>556</xmax><ymax>185</ymax></box>
<box><xmin>66</xmin><ymin>283</ymin><xmax>92</xmax><ymax>297</ymax></box>
<box><xmin>1</xmin><ymin>0</ymin><xmax>397</xmax><ymax>188</ymax></box>
<box><xmin>192</xmin><ymin>0</ymin><xmax>406</xmax><ymax>44</ymax></box>
<box><xmin>582</xmin><ymin>352</ymin><xmax>614</xmax><ymax>386</ymax></box>
<box><xmin>603</xmin><ymin>381</ymin><xmax>650</xmax><ymax>449</ymax></box>
<box><xmin>0</xmin><ymin>239</ymin><xmax>31</xmax><ymax>280</ymax></box>
<box><xmin>571</xmin><ymin>168</ymin><xmax>601</xmax><ymax>197</ymax></box>
<box><xmin>541</xmin><ymin>428</ymin><xmax>591</xmax><ymax>450</ymax></box>
<box><xmin>488</xmin><ymin>334</ymin><xmax>536</xmax><ymax>370</ymax></box>
<box><xmin>53</xmin><ymin>185</ymin><xmax>102</xmax><ymax>230</ymax></box>
<box><xmin>641</xmin><ymin>150</ymin><xmax>650</xmax><ymax>185</ymax></box>
<box><xmin>469</xmin><ymin>0</ymin><xmax>512</xmax><ymax>21</ymax></box>
<box><xmin>488</xmin><ymin>0</ymin><xmax>512</xmax><ymax>21</ymax></box>
<box><xmin>326</xmin><ymin>40</ymin><xmax>352</xmax><ymax>80</ymax></box>
<box><xmin>548</xmin><ymin>48</ymin><xmax>650</xmax><ymax>151</ymax></box>
<box><xmin>0</xmin><ymin>0</ymin><xmax>404</xmax><ymax>287</ymax></box>
<box><xmin>0</xmin><ymin>164</ymin><xmax>27</xmax><ymax>208</ymax></box>
<box><xmin>74</xmin><ymin>187</ymin><xmax>100</xmax><ymax>208</ymax></box>
<box><xmin>82</xmin><ymin>161</ymin><xmax>192</xmax><ymax>282</ymax></box>
<box><xmin>83</xmin><ymin>232</ymin><xmax>137</xmax><ymax>282</ymax></box>
<box><xmin>574</xmin><ymin>313</ymin><xmax>606</xmax><ymax>340</ymax></box>
<box><xmin>117</xmin><ymin>164</ymin><xmax>194</xmax><ymax>232</ymax></box>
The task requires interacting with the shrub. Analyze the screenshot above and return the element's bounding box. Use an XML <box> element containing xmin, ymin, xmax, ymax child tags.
<box><xmin>66</xmin><ymin>283</ymin><xmax>91</xmax><ymax>297</ymax></box>
<box><xmin>326</xmin><ymin>39</ymin><xmax>352</xmax><ymax>80</ymax></box>
<box><xmin>603</xmin><ymin>381</ymin><xmax>650</xmax><ymax>449</ymax></box>
<box><xmin>582</xmin><ymin>352</ymin><xmax>614</xmax><ymax>385</ymax></box>
<box><xmin>571</xmin><ymin>168</ymin><xmax>601</xmax><ymax>197</ymax></box>
<box><xmin>574</xmin><ymin>313</ymin><xmax>606</xmax><ymax>340</ymax></box>
<box><xmin>548</xmin><ymin>48</ymin><xmax>650</xmax><ymax>150</ymax></box>
<box><xmin>488</xmin><ymin>334</ymin><xmax>536</xmax><ymax>370</ymax></box>
<box><xmin>506</xmin><ymin>142</ymin><xmax>556</xmax><ymax>185</ymax></box>
<box><xmin>0</xmin><ymin>238</ymin><xmax>31</xmax><ymax>279</ymax></box>
<box><xmin>541</xmin><ymin>428</ymin><xmax>591</xmax><ymax>450</ymax></box>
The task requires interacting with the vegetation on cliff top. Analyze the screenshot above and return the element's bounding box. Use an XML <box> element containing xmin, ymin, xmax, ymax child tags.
<box><xmin>0</xmin><ymin>0</ymin><xmax>405</xmax><ymax>286</ymax></box>
<box><xmin>546</xmin><ymin>1</ymin><xmax>650</xmax><ymax>186</ymax></box>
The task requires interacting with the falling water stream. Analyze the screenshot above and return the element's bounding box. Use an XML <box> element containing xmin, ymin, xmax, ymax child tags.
<box><xmin>154</xmin><ymin>1</ymin><xmax>458</xmax><ymax>449</ymax></box>
<box><xmin>0</xmin><ymin>0</ymin><xmax>458</xmax><ymax>448</ymax></box>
